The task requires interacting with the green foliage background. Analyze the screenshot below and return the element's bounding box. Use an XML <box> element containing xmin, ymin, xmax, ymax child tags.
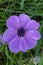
<box><xmin>0</xmin><ymin>0</ymin><xmax>43</xmax><ymax>65</ymax></box>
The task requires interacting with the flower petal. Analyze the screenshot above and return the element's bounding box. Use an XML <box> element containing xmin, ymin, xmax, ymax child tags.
<box><xmin>6</xmin><ymin>15</ymin><xmax>20</xmax><ymax>29</ymax></box>
<box><xmin>9</xmin><ymin>37</ymin><xmax>20</xmax><ymax>53</ymax></box>
<box><xmin>19</xmin><ymin>14</ymin><xmax>30</xmax><ymax>28</ymax></box>
<box><xmin>19</xmin><ymin>37</ymin><xmax>29</xmax><ymax>52</ymax></box>
<box><xmin>24</xmin><ymin>34</ymin><xmax>37</xmax><ymax>49</ymax></box>
<box><xmin>25</xmin><ymin>20</ymin><xmax>40</xmax><ymax>30</ymax></box>
<box><xmin>3</xmin><ymin>29</ymin><xmax>17</xmax><ymax>42</ymax></box>
<box><xmin>26</xmin><ymin>30</ymin><xmax>41</xmax><ymax>40</ymax></box>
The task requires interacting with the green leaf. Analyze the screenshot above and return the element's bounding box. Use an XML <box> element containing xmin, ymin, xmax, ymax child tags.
<box><xmin>0</xmin><ymin>0</ymin><xmax>2</xmax><ymax>2</ymax></box>
<box><xmin>0</xmin><ymin>45</ymin><xmax>5</xmax><ymax>52</ymax></box>
<box><xmin>27</xmin><ymin>62</ymin><xmax>34</xmax><ymax>65</ymax></box>
<box><xmin>38</xmin><ymin>55</ymin><xmax>43</xmax><ymax>65</ymax></box>
<box><xmin>20</xmin><ymin>0</ymin><xmax>25</xmax><ymax>9</ymax></box>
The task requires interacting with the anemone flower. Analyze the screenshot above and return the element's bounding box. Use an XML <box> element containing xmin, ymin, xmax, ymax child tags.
<box><xmin>3</xmin><ymin>14</ymin><xmax>41</xmax><ymax>53</ymax></box>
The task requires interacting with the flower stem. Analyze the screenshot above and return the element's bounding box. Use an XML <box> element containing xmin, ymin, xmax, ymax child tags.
<box><xmin>19</xmin><ymin>52</ymin><xmax>23</xmax><ymax>65</ymax></box>
<box><xmin>20</xmin><ymin>52</ymin><xmax>23</xmax><ymax>61</ymax></box>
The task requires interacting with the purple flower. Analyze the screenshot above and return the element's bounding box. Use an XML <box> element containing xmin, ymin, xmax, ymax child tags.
<box><xmin>3</xmin><ymin>14</ymin><xmax>41</xmax><ymax>53</ymax></box>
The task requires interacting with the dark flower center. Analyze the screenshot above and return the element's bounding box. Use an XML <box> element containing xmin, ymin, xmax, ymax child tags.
<box><xmin>17</xmin><ymin>28</ymin><xmax>25</xmax><ymax>37</ymax></box>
